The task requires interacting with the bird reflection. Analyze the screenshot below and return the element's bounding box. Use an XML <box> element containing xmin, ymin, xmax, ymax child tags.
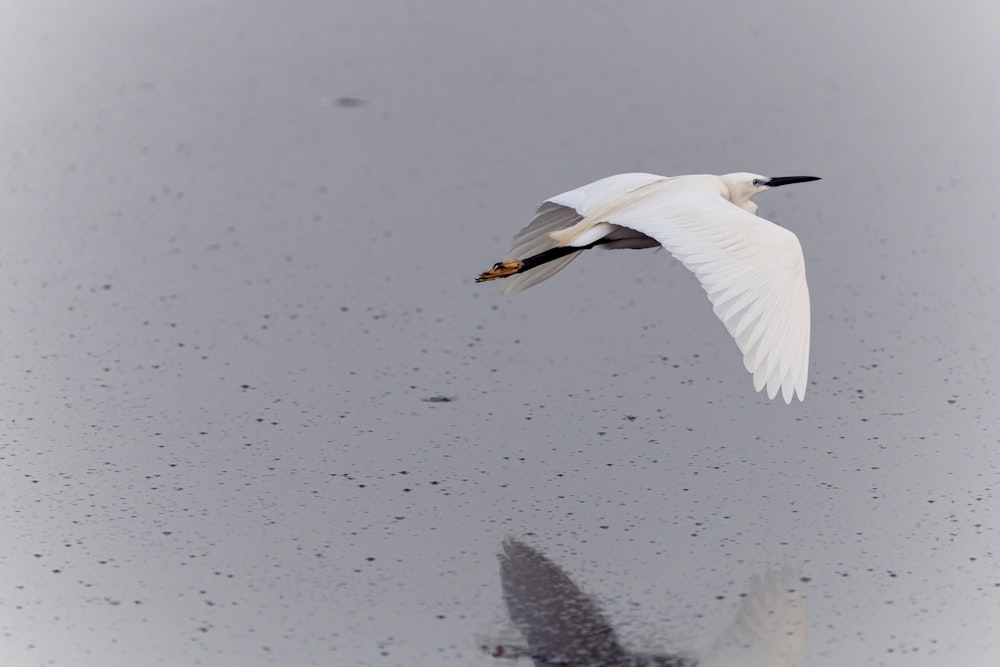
<box><xmin>485</xmin><ymin>539</ymin><xmax>806</xmax><ymax>667</ymax></box>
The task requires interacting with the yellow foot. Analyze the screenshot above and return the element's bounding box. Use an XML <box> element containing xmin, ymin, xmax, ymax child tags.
<box><xmin>475</xmin><ymin>259</ymin><xmax>523</xmax><ymax>282</ymax></box>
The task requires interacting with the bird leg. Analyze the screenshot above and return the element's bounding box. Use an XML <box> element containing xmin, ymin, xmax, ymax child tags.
<box><xmin>476</xmin><ymin>259</ymin><xmax>524</xmax><ymax>282</ymax></box>
<box><xmin>476</xmin><ymin>243</ymin><xmax>601</xmax><ymax>283</ymax></box>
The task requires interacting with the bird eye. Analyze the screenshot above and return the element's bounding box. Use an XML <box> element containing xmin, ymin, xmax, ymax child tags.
<box><xmin>752</xmin><ymin>178</ymin><xmax>761</xmax><ymax>186</ymax></box>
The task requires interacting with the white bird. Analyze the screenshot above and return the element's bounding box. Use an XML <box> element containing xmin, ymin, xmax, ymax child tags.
<box><xmin>476</xmin><ymin>172</ymin><xmax>819</xmax><ymax>403</ymax></box>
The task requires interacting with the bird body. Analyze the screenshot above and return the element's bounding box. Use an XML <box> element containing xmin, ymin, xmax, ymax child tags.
<box><xmin>476</xmin><ymin>172</ymin><xmax>819</xmax><ymax>403</ymax></box>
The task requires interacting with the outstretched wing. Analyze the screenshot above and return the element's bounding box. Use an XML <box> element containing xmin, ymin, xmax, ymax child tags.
<box><xmin>500</xmin><ymin>173</ymin><xmax>666</xmax><ymax>295</ymax></box>
<box><xmin>701</xmin><ymin>568</ymin><xmax>807</xmax><ymax>667</ymax></box>
<box><xmin>550</xmin><ymin>177</ymin><xmax>811</xmax><ymax>403</ymax></box>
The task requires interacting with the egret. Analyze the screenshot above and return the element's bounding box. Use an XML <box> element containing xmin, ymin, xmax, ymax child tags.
<box><xmin>488</xmin><ymin>538</ymin><xmax>807</xmax><ymax>667</ymax></box>
<box><xmin>476</xmin><ymin>173</ymin><xmax>819</xmax><ymax>403</ymax></box>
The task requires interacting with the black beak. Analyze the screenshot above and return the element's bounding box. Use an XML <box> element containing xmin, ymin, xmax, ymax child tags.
<box><xmin>765</xmin><ymin>175</ymin><xmax>821</xmax><ymax>187</ymax></box>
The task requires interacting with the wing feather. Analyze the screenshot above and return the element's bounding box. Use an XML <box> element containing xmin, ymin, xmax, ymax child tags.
<box><xmin>508</xmin><ymin>202</ymin><xmax>581</xmax><ymax>259</ymax></box>
<box><xmin>590</xmin><ymin>179</ymin><xmax>811</xmax><ymax>403</ymax></box>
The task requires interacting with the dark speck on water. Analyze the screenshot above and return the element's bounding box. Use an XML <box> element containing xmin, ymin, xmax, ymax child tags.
<box><xmin>334</xmin><ymin>96</ymin><xmax>366</xmax><ymax>108</ymax></box>
<box><xmin>422</xmin><ymin>396</ymin><xmax>453</xmax><ymax>403</ymax></box>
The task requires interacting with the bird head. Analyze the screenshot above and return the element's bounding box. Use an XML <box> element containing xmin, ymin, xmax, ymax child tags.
<box><xmin>721</xmin><ymin>173</ymin><xmax>821</xmax><ymax>211</ymax></box>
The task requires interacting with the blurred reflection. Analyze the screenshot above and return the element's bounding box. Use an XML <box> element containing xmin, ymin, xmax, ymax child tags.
<box><xmin>485</xmin><ymin>539</ymin><xmax>805</xmax><ymax>667</ymax></box>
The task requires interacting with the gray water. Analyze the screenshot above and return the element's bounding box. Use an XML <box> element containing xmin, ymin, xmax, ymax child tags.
<box><xmin>2</xmin><ymin>2</ymin><xmax>999</xmax><ymax>665</ymax></box>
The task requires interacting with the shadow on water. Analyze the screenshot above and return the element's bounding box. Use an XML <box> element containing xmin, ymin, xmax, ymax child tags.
<box><xmin>482</xmin><ymin>539</ymin><xmax>807</xmax><ymax>667</ymax></box>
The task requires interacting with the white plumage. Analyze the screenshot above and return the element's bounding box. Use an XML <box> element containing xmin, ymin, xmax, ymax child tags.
<box><xmin>476</xmin><ymin>172</ymin><xmax>819</xmax><ymax>403</ymax></box>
